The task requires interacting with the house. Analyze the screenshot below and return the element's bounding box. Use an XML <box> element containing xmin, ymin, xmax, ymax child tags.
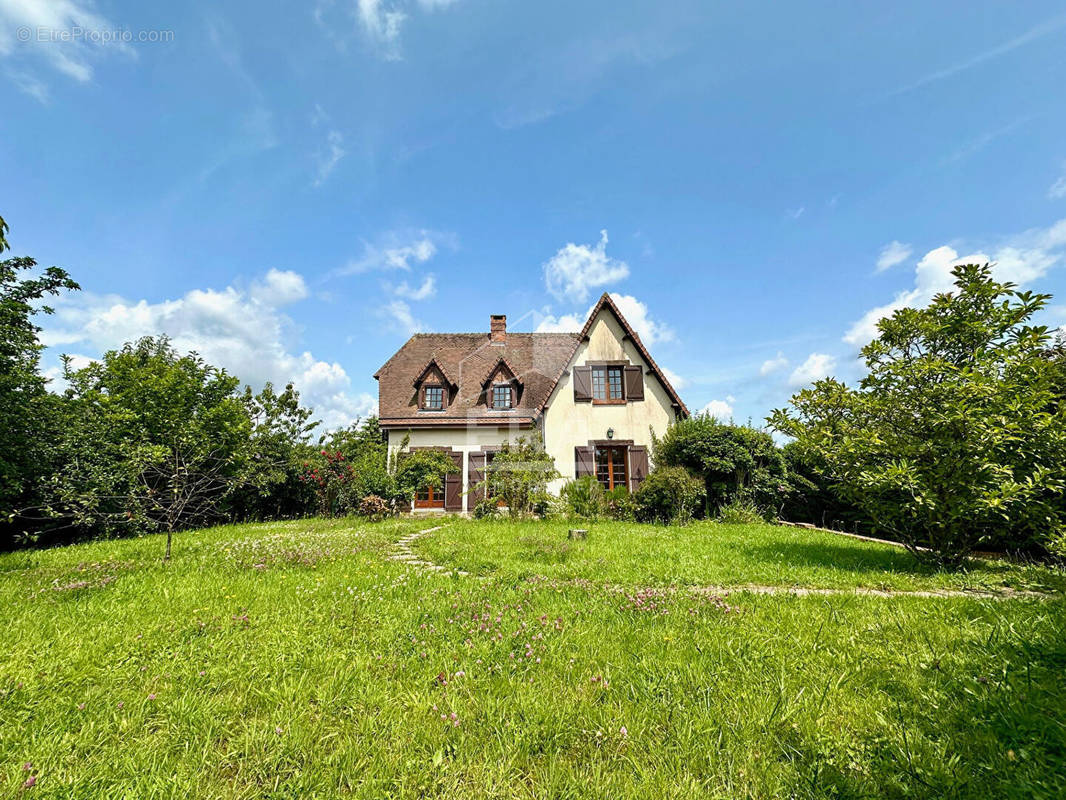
<box><xmin>374</xmin><ymin>293</ymin><xmax>689</xmax><ymax>511</ymax></box>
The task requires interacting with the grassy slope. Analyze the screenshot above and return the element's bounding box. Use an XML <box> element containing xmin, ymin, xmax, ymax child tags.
<box><xmin>0</xmin><ymin>518</ymin><xmax>1062</xmax><ymax>799</ymax></box>
<box><xmin>417</xmin><ymin>519</ymin><xmax>1066</xmax><ymax>593</ymax></box>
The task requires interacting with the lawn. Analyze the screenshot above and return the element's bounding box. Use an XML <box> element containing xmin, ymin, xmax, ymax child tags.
<box><xmin>0</xmin><ymin>517</ymin><xmax>1063</xmax><ymax>799</ymax></box>
<box><xmin>417</xmin><ymin>519</ymin><xmax>1066</xmax><ymax>594</ymax></box>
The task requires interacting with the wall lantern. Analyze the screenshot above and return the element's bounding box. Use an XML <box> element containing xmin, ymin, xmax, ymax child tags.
<box><xmin>606</xmin><ymin>428</ymin><xmax>614</xmax><ymax>440</ymax></box>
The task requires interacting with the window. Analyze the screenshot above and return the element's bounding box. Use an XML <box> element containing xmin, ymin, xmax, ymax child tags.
<box><xmin>423</xmin><ymin>385</ymin><xmax>444</xmax><ymax>410</ymax></box>
<box><xmin>592</xmin><ymin>366</ymin><xmax>624</xmax><ymax>402</ymax></box>
<box><xmin>492</xmin><ymin>384</ymin><xmax>512</xmax><ymax>410</ymax></box>
<box><xmin>595</xmin><ymin>445</ymin><xmax>628</xmax><ymax>490</ymax></box>
<box><xmin>415</xmin><ymin>483</ymin><xmax>445</xmax><ymax>508</ymax></box>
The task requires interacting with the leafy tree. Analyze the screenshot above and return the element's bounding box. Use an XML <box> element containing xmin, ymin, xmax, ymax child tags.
<box><xmin>481</xmin><ymin>436</ymin><xmax>560</xmax><ymax>519</ymax></box>
<box><xmin>770</xmin><ymin>264</ymin><xmax>1066</xmax><ymax>566</ymax></box>
<box><xmin>229</xmin><ymin>382</ymin><xmax>318</xmax><ymax>520</ymax></box>
<box><xmin>54</xmin><ymin>337</ymin><xmax>251</xmax><ymax>559</ymax></box>
<box><xmin>0</xmin><ymin>215</ymin><xmax>80</xmax><ymax>546</ymax></box>
<box><xmin>654</xmin><ymin>416</ymin><xmax>787</xmax><ymax>515</ymax></box>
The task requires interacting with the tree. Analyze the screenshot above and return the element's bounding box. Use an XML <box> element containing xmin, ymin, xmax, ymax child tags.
<box><xmin>481</xmin><ymin>436</ymin><xmax>560</xmax><ymax>519</ymax></box>
<box><xmin>54</xmin><ymin>337</ymin><xmax>251</xmax><ymax>559</ymax></box>
<box><xmin>770</xmin><ymin>264</ymin><xmax>1066</xmax><ymax>566</ymax></box>
<box><xmin>0</xmin><ymin>215</ymin><xmax>80</xmax><ymax>546</ymax></box>
<box><xmin>654</xmin><ymin>416</ymin><xmax>787</xmax><ymax>515</ymax></box>
<box><xmin>229</xmin><ymin>382</ymin><xmax>319</xmax><ymax>520</ymax></box>
<box><xmin>393</xmin><ymin>445</ymin><xmax>460</xmax><ymax>507</ymax></box>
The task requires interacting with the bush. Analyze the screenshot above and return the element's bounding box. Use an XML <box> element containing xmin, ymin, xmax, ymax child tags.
<box><xmin>604</xmin><ymin>486</ymin><xmax>636</xmax><ymax>521</ymax></box>
<box><xmin>472</xmin><ymin>497</ymin><xmax>500</xmax><ymax>519</ymax></box>
<box><xmin>655</xmin><ymin>416</ymin><xmax>787</xmax><ymax>516</ymax></box>
<box><xmin>716</xmin><ymin>497</ymin><xmax>767</xmax><ymax>525</ymax></box>
<box><xmin>480</xmin><ymin>436</ymin><xmax>560</xmax><ymax>519</ymax></box>
<box><xmin>561</xmin><ymin>476</ymin><xmax>604</xmax><ymax>519</ymax></box>
<box><xmin>634</xmin><ymin>466</ymin><xmax>705</xmax><ymax>525</ymax></box>
<box><xmin>357</xmin><ymin>494</ymin><xmax>390</xmax><ymax>521</ymax></box>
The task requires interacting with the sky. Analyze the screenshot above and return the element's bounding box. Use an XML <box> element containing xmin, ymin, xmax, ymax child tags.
<box><xmin>2</xmin><ymin>1</ymin><xmax>1066</xmax><ymax>429</ymax></box>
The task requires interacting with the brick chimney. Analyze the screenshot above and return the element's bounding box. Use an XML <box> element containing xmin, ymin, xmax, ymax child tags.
<box><xmin>490</xmin><ymin>314</ymin><xmax>507</xmax><ymax>343</ymax></box>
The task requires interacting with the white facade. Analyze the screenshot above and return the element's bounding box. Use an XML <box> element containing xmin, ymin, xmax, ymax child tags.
<box><xmin>384</xmin><ymin>303</ymin><xmax>682</xmax><ymax>512</ymax></box>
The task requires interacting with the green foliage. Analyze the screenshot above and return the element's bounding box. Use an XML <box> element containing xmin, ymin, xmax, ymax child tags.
<box><xmin>778</xmin><ymin>441</ymin><xmax>868</xmax><ymax>531</ymax></box>
<box><xmin>472</xmin><ymin>497</ymin><xmax>500</xmax><ymax>519</ymax></box>
<box><xmin>228</xmin><ymin>382</ymin><xmax>319</xmax><ymax>521</ymax></box>
<box><xmin>0</xmin><ymin>221</ymin><xmax>80</xmax><ymax>546</ymax></box>
<box><xmin>716</xmin><ymin>497</ymin><xmax>767</xmax><ymax>525</ymax></box>
<box><xmin>53</xmin><ymin>337</ymin><xmax>251</xmax><ymax>556</ymax></box>
<box><xmin>655</xmin><ymin>416</ymin><xmax>787</xmax><ymax>516</ymax></box>
<box><xmin>394</xmin><ymin>448</ymin><xmax>459</xmax><ymax>502</ymax></box>
<box><xmin>481</xmin><ymin>436</ymin><xmax>560</xmax><ymax>519</ymax></box>
<box><xmin>604</xmin><ymin>486</ymin><xmax>636</xmax><ymax>521</ymax></box>
<box><xmin>771</xmin><ymin>264</ymin><xmax>1066</xmax><ymax>566</ymax></box>
<box><xmin>560</xmin><ymin>476</ymin><xmax>605</xmax><ymax>520</ymax></box>
<box><xmin>634</xmin><ymin>466</ymin><xmax>705</xmax><ymax>525</ymax></box>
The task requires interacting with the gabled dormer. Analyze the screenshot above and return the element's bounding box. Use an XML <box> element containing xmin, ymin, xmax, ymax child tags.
<box><xmin>480</xmin><ymin>357</ymin><xmax>522</xmax><ymax>411</ymax></box>
<box><xmin>412</xmin><ymin>358</ymin><xmax>456</xmax><ymax>411</ymax></box>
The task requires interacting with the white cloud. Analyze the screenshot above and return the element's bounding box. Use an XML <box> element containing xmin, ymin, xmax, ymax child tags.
<box><xmin>357</xmin><ymin>0</ymin><xmax>407</xmax><ymax>56</ymax></box>
<box><xmin>313</xmin><ymin>129</ymin><xmax>346</xmax><ymax>186</ymax></box>
<box><xmin>543</xmin><ymin>230</ymin><xmax>629</xmax><ymax>303</ymax></box>
<box><xmin>5</xmin><ymin>67</ymin><xmax>48</xmax><ymax>102</ymax></box>
<box><xmin>785</xmin><ymin>206</ymin><xmax>805</xmax><ymax>220</ymax></box>
<box><xmin>660</xmin><ymin>365</ymin><xmax>689</xmax><ymax>390</ymax></box>
<box><xmin>340</xmin><ymin>232</ymin><xmax>442</xmax><ymax>275</ymax></box>
<box><xmin>700</xmin><ymin>399</ymin><xmax>734</xmax><ymax>420</ymax></box>
<box><xmin>845</xmin><ymin>218</ymin><xmax>1066</xmax><ymax>346</ymax></box>
<box><xmin>381</xmin><ymin>299</ymin><xmax>423</xmax><ymax>335</ymax></box>
<box><xmin>608</xmin><ymin>292</ymin><xmax>674</xmax><ymax>345</ymax></box>
<box><xmin>328</xmin><ymin>0</ymin><xmax>461</xmax><ymax>59</ymax></box>
<box><xmin>789</xmin><ymin>353</ymin><xmax>837</xmax><ymax>386</ymax></box>
<box><xmin>759</xmin><ymin>352</ymin><xmax>789</xmax><ymax>376</ymax></box>
<box><xmin>0</xmin><ymin>0</ymin><xmax>133</xmax><ymax>83</ymax></box>
<box><xmin>534</xmin><ymin>312</ymin><xmax>583</xmax><ymax>333</ymax></box>
<box><xmin>250</xmin><ymin>269</ymin><xmax>308</xmax><ymax>306</ymax></box>
<box><xmin>534</xmin><ymin>292</ymin><xmax>673</xmax><ymax>347</ymax></box>
<box><xmin>876</xmin><ymin>240</ymin><xmax>912</xmax><ymax>272</ymax></box>
<box><xmin>1050</xmin><ymin>163</ymin><xmax>1066</xmax><ymax>200</ymax></box>
<box><xmin>39</xmin><ymin>272</ymin><xmax>373</xmax><ymax>430</ymax></box>
<box><xmin>392</xmin><ymin>275</ymin><xmax>436</xmax><ymax>301</ymax></box>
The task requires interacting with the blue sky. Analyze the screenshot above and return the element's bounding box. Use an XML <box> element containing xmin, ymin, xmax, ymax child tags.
<box><xmin>2</xmin><ymin>1</ymin><xmax>1066</xmax><ymax>427</ymax></box>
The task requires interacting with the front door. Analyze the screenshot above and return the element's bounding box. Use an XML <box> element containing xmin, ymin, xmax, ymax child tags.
<box><xmin>595</xmin><ymin>445</ymin><xmax>628</xmax><ymax>491</ymax></box>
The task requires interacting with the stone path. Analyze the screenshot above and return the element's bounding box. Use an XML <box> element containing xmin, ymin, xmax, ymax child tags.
<box><xmin>389</xmin><ymin>525</ymin><xmax>469</xmax><ymax>576</ymax></box>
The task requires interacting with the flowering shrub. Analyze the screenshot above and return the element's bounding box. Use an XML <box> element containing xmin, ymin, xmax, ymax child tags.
<box><xmin>604</xmin><ymin>486</ymin><xmax>636</xmax><ymax>521</ymax></box>
<box><xmin>299</xmin><ymin>450</ymin><xmax>355</xmax><ymax>517</ymax></box>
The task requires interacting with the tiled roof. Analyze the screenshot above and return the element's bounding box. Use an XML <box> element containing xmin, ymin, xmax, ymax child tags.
<box><xmin>375</xmin><ymin>332</ymin><xmax>581</xmax><ymax>424</ymax></box>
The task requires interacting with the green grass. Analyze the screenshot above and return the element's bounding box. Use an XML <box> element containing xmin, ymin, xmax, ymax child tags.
<box><xmin>417</xmin><ymin>519</ymin><xmax>1066</xmax><ymax>594</ymax></box>
<box><xmin>1</xmin><ymin>517</ymin><xmax>1064</xmax><ymax>798</ymax></box>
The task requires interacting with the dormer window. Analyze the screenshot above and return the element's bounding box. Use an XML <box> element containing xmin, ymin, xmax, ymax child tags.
<box><xmin>422</xmin><ymin>385</ymin><xmax>444</xmax><ymax>410</ymax></box>
<box><xmin>492</xmin><ymin>384</ymin><xmax>513</xmax><ymax>410</ymax></box>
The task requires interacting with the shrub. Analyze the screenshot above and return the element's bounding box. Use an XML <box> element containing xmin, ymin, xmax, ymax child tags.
<box><xmin>716</xmin><ymin>497</ymin><xmax>767</xmax><ymax>525</ymax></box>
<box><xmin>655</xmin><ymin>416</ymin><xmax>787</xmax><ymax>515</ymax></box>
<box><xmin>480</xmin><ymin>436</ymin><xmax>560</xmax><ymax>519</ymax></box>
<box><xmin>472</xmin><ymin>497</ymin><xmax>500</xmax><ymax>519</ymax></box>
<box><xmin>634</xmin><ymin>466</ymin><xmax>705</xmax><ymax>525</ymax></box>
<box><xmin>357</xmin><ymin>494</ymin><xmax>390</xmax><ymax>521</ymax></box>
<box><xmin>561</xmin><ymin>476</ymin><xmax>604</xmax><ymax>519</ymax></box>
<box><xmin>604</xmin><ymin>486</ymin><xmax>636</xmax><ymax>521</ymax></box>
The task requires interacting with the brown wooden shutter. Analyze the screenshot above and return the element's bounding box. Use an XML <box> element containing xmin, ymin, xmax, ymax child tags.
<box><xmin>468</xmin><ymin>452</ymin><xmax>486</xmax><ymax>507</ymax></box>
<box><xmin>573</xmin><ymin>366</ymin><xmax>592</xmax><ymax>402</ymax></box>
<box><xmin>445</xmin><ymin>451</ymin><xmax>463</xmax><ymax>510</ymax></box>
<box><xmin>575</xmin><ymin>446</ymin><xmax>595</xmax><ymax>478</ymax></box>
<box><xmin>624</xmin><ymin>366</ymin><xmax>644</xmax><ymax>401</ymax></box>
<box><xmin>629</xmin><ymin>445</ymin><xmax>649</xmax><ymax>491</ymax></box>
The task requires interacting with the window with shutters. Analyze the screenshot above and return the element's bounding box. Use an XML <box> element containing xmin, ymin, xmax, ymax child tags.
<box><xmin>592</xmin><ymin>366</ymin><xmax>624</xmax><ymax>403</ymax></box>
<box><xmin>594</xmin><ymin>445</ymin><xmax>628</xmax><ymax>490</ymax></box>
